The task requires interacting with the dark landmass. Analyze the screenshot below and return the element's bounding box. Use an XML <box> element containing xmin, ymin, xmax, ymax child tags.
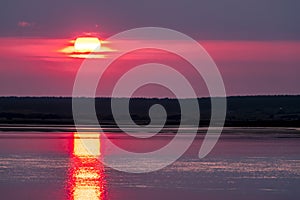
<box><xmin>0</xmin><ymin>96</ymin><xmax>299</xmax><ymax>127</ymax></box>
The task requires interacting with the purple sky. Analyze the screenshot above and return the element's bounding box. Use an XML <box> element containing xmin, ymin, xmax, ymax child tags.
<box><xmin>0</xmin><ymin>0</ymin><xmax>299</xmax><ymax>97</ymax></box>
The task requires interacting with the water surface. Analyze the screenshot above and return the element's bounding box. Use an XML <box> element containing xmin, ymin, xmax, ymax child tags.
<box><xmin>0</xmin><ymin>127</ymin><xmax>299</xmax><ymax>200</ymax></box>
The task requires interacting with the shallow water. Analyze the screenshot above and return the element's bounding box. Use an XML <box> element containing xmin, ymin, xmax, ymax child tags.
<box><xmin>0</xmin><ymin>127</ymin><xmax>299</xmax><ymax>200</ymax></box>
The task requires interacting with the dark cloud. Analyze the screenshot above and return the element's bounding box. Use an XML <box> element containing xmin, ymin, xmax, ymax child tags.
<box><xmin>0</xmin><ymin>0</ymin><xmax>299</xmax><ymax>40</ymax></box>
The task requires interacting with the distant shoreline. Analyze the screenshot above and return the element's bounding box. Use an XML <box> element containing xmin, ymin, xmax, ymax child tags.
<box><xmin>0</xmin><ymin>126</ymin><xmax>299</xmax><ymax>141</ymax></box>
<box><xmin>0</xmin><ymin>120</ymin><xmax>300</xmax><ymax>127</ymax></box>
<box><xmin>0</xmin><ymin>124</ymin><xmax>300</xmax><ymax>132</ymax></box>
<box><xmin>0</xmin><ymin>96</ymin><xmax>299</xmax><ymax>128</ymax></box>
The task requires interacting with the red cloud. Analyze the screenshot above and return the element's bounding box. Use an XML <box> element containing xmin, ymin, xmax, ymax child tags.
<box><xmin>18</xmin><ymin>21</ymin><xmax>33</xmax><ymax>27</ymax></box>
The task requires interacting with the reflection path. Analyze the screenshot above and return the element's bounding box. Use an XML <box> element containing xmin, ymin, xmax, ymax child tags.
<box><xmin>67</xmin><ymin>132</ymin><xmax>107</xmax><ymax>200</ymax></box>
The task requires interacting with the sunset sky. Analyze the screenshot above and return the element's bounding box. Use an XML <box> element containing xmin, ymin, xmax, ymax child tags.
<box><xmin>0</xmin><ymin>0</ymin><xmax>299</xmax><ymax>97</ymax></box>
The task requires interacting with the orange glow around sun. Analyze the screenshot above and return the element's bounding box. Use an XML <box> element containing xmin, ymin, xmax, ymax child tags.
<box><xmin>59</xmin><ymin>35</ymin><xmax>114</xmax><ymax>59</ymax></box>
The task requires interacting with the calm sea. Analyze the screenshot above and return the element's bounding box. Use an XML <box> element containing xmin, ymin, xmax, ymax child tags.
<box><xmin>0</xmin><ymin>127</ymin><xmax>299</xmax><ymax>200</ymax></box>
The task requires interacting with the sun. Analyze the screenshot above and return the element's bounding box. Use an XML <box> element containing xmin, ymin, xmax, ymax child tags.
<box><xmin>74</xmin><ymin>37</ymin><xmax>101</xmax><ymax>53</ymax></box>
<box><xmin>59</xmin><ymin>35</ymin><xmax>113</xmax><ymax>59</ymax></box>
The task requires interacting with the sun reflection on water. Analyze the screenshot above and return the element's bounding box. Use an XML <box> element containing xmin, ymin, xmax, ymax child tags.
<box><xmin>68</xmin><ymin>132</ymin><xmax>107</xmax><ymax>200</ymax></box>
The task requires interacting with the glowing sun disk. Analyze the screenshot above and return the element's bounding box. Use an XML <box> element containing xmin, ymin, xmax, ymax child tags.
<box><xmin>74</xmin><ymin>37</ymin><xmax>101</xmax><ymax>53</ymax></box>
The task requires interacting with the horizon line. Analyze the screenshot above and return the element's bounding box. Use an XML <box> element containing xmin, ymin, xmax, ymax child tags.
<box><xmin>0</xmin><ymin>94</ymin><xmax>299</xmax><ymax>99</ymax></box>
